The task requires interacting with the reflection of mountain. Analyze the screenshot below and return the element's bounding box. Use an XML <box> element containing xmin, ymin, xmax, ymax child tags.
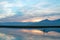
<box><xmin>0</xmin><ymin>19</ymin><xmax>60</xmax><ymax>26</ymax></box>
<box><xmin>0</xmin><ymin>28</ymin><xmax>60</xmax><ymax>40</ymax></box>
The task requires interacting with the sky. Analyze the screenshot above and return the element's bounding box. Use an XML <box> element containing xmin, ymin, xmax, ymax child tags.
<box><xmin>0</xmin><ymin>0</ymin><xmax>60</xmax><ymax>22</ymax></box>
<box><xmin>0</xmin><ymin>28</ymin><xmax>60</xmax><ymax>40</ymax></box>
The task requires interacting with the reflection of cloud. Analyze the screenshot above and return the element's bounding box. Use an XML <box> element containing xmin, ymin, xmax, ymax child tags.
<box><xmin>0</xmin><ymin>28</ymin><xmax>60</xmax><ymax>40</ymax></box>
<box><xmin>45</xmin><ymin>31</ymin><xmax>60</xmax><ymax>37</ymax></box>
<box><xmin>17</xmin><ymin>29</ymin><xmax>60</xmax><ymax>40</ymax></box>
<box><xmin>44</xmin><ymin>31</ymin><xmax>60</xmax><ymax>40</ymax></box>
<box><xmin>17</xmin><ymin>29</ymin><xmax>60</xmax><ymax>36</ymax></box>
<box><xmin>19</xmin><ymin>29</ymin><xmax>44</xmax><ymax>35</ymax></box>
<box><xmin>0</xmin><ymin>33</ymin><xmax>15</xmax><ymax>40</ymax></box>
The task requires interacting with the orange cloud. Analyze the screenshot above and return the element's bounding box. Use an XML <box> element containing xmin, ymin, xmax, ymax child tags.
<box><xmin>47</xmin><ymin>16</ymin><xmax>60</xmax><ymax>20</ymax></box>
<box><xmin>20</xmin><ymin>17</ymin><xmax>44</xmax><ymax>22</ymax></box>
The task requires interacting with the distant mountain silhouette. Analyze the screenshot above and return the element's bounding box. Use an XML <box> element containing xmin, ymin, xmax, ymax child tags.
<box><xmin>0</xmin><ymin>19</ymin><xmax>60</xmax><ymax>26</ymax></box>
<box><xmin>30</xmin><ymin>19</ymin><xmax>60</xmax><ymax>26</ymax></box>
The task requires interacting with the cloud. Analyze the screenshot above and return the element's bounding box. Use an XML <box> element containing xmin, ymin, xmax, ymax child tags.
<box><xmin>0</xmin><ymin>1</ymin><xmax>16</xmax><ymax>19</ymax></box>
<box><xmin>0</xmin><ymin>0</ymin><xmax>60</xmax><ymax>22</ymax></box>
<box><xmin>20</xmin><ymin>4</ymin><xmax>60</xmax><ymax>20</ymax></box>
<box><xmin>20</xmin><ymin>17</ymin><xmax>44</xmax><ymax>22</ymax></box>
<box><xmin>0</xmin><ymin>33</ymin><xmax>15</xmax><ymax>40</ymax></box>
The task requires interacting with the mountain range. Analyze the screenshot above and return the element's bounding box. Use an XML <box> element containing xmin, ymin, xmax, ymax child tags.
<box><xmin>0</xmin><ymin>19</ymin><xmax>60</xmax><ymax>26</ymax></box>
